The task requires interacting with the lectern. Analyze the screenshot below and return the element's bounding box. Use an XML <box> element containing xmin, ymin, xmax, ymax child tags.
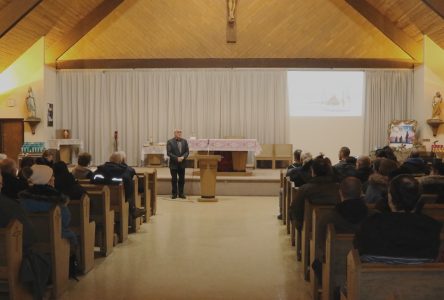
<box><xmin>195</xmin><ymin>154</ymin><xmax>221</xmax><ymax>202</ymax></box>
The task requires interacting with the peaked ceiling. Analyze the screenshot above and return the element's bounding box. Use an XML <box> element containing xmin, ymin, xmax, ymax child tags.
<box><xmin>1</xmin><ymin>0</ymin><xmax>444</xmax><ymax>71</ymax></box>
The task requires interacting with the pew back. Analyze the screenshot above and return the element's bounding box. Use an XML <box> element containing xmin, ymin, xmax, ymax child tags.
<box><xmin>322</xmin><ymin>224</ymin><xmax>354</xmax><ymax>300</ymax></box>
<box><xmin>68</xmin><ymin>194</ymin><xmax>95</xmax><ymax>274</ymax></box>
<box><xmin>84</xmin><ymin>186</ymin><xmax>114</xmax><ymax>256</ymax></box>
<box><xmin>346</xmin><ymin>249</ymin><xmax>444</xmax><ymax>300</ymax></box>
<box><xmin>27</xmin><ymin>206</ymin><xmax>70</xmax><ymax>299</ymax></box>
<box><xmin>0</xmin><ymin>220</ymin><xmax>31</xmax><ymax>300</ymax></box>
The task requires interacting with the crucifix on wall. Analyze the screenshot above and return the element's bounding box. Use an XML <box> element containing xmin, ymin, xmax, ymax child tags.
<box><xmin>227</xmin><ymin>0</ymin><xmax>238</xmax><ymax>43</ymax></box>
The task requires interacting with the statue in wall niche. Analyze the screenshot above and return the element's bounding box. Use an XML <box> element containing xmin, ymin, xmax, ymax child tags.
<box><xmin>432</xmin><ymin>91</ymin><xmax>442</xmax><ymax>119</ymax></box>
<box><xmin>25</xmin><ymin>87</ymin><xmax>37</xmax><ymax>118</ymax></box>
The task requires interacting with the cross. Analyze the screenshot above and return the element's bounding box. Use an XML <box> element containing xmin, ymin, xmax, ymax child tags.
<box><xmin>227</xmin><ymin>0</ymin><xmax>238</xmax><ymax>43</ymax></box>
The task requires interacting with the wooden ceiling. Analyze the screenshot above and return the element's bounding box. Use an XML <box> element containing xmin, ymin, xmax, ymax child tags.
<box><xmin>1</xmin><ymin>0</ymin><xmax>444</xmax><ymax>71</ymax></box>
<box><xmin>0</xmin><ymin>0</ymin><xmax>103</xmax><ymax>71</ymax></box>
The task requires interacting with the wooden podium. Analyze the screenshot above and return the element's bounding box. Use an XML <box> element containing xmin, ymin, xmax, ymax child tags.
<box><xmin>195</xmin><ymin>154</ymin><xmax>221</xmax><ymax>202</ymax></box>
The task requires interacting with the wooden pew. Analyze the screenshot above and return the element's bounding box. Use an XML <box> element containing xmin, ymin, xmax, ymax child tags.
<box><xmin>0</xmin><ymin>220</ymin><xmax>32</xmax><ymax>300</ymax></box>
<box><xmin>28</xmin><ymin>206</ymin><xmax>70</xmax><ymax>299</ymax></box>
<box><xmin>80</xmin><ymin>183</ymin><xmax>128</xmax><ymax>243</ymax></box>
<box><xmin>322</xmin><ymin>224</ymin><xmax>354</xmax><ymax>300</ymax></box>
<box><xmin>282</xmin><ymin>176</ymin><xmax>288</xmax><ymax>226</ymax></box>
<box><xmin>67</xmin><ymin>194</ymin><xmax>96</xmax><ymax>274</ymax></box>
<box><xmin>290</xmin><ymin>187</ymin><xmax>302</xmax><ymax>262</ymax></box>
<box><xmin>310</xmin><ymin>207</ymin><xmax>337</xmax><ymax>300</ymax></box>
<box><xmin>342</xmin><ymin>249</ymin><xmax>444</xmax><ymax>300</ymax></box>
<box><xmin>285</xmin><ymin>180</ymin><xmax>293</xmax><ymax>233</ymax></box>
<box><xmin>84</xmin><ymin>186</ymin><xmax>114</xmax><ymax>256</ymax></box>
<box><xmin>129</xmin><ymin>175</ymin><xmax>142</xmax><ymax>232</ymax></box>
<box><xmin>136</xmin><ymin>172</ymin><xmax>151</xmax><ymax>223</ymax></box>
<box><xmin>420</xmin><ymin>203</ymin><xmax>444</xmax><ymax>222</ymax></box>
<box><xmin>301</xmin><ymin>200</ymin><xmax>336</xmax><ymax>281</ymax></box>
<box><xmin>147</xmin><ymin>169</ymin><xmax>157</xmax><ymax>215</ymax></box>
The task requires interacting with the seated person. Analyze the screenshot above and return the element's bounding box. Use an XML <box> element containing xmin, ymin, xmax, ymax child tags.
<box><xmin>0</xmin><ymin>172</ymin><xmax>51</xmax><ymax>299</ymax></box>
<box><xmin>17</xmin><ymin>156</ymin><xmax>35</xmax><ymax>185</ymax></box>
<box><xmin>375</xmin><ymin>146</ymin><xmax>398</xmax><ymax>162</ymax></box>
<box><xmin>397</xmin><ymin>150</ymin><xmax>430</xmax><ymax>175</ymax></box>
<box><xmin>354</xmin><ymin>174</ymin><xmax>442</xmax><ymax>263</ymax></box>
<box><xmin>287</xmin><ymin>149</ymin><xmax>303</xmax><ymax>171</ymax></box>
<box><xmin>364</xmin><ymin>158</ymin><xmax>399</xmax><ymax>210</ymax></box>
<box><xmin>35</xmin><ymin>150</ymin><xmax>54</xmax><ymax>167</ymax></box>
<box><xmin>53</xmin><ymin>161</ymin><xmax>86</xmax><ymax>200</ymax></box>
<box><xmin>93</xmin><ymin>152</ymin><xmax>145</xmax><ymax>218</ymax></box>
<box><xmin>355</xmin><ymin>156</ymin><xmax>373</xmax><ymax>185</ymax></box>
<box><xmin>289</xmin><ymin>155</ymin><xmax>340</xmax><ymax>231</ymax></box>
<box><xmin>0</xmin><ymin>153</ymin><xmax>6</xmax><ymax>162</ymax></box>
<box><xmin>0</xmin><ymin>158</ymin><xmax>28</xmax><ymax>199</ymax></box>
<box><xmin>71</xmin><ymin>152</ymin><xmax>93</xmax><ymax>180</ymax></box>
<box><xmin>18</xmin><ymin>164</ymin><xmax>77</xmax><ymax>247</ymax></box>
<box><xmin>287</xmin><ymin>152</ymin><xmax>313</xmax><ymax>187</ymax></box>
<box><xmin>333</xmin><ymin>147</ymin><xmax>357</xmax><ymax>181</ymax></box>
<box><xmin>418</xmin><ymin>160</ymin><xmax>444</xmax><ymax>203</ymax></box>
<box><xmin>312</xmin><ymin>177</ymin><xmax>369</xmax><ymax>283</ymax></box>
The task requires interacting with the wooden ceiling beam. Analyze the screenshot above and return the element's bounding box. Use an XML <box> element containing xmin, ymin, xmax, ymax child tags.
<box><xmin>56</xmin><ymin>58</ymin><xmax>415</xmax><ymax>69</ymax></box>
<box><xmin>0</xmin><ymin>0</ymin><xmax>42</xmax><ymax>38</ymax></box>
<box><xmin>45</xmin><ymin>0</ymin><xmax>123</xmax><ymax>64</ymax></box>
<box><xmin>346</xmin><ymin>0</ymin><xmax>423</xmax><ymax>62</ymax></box>
<box><xmin>423</xmin><ymin>0</ymin><xmax>444</xmax><ymax>20</ymax></box>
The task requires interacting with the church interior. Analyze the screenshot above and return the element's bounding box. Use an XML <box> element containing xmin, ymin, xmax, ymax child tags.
<box><xmin>1</xmin><ymin>0</ymin><xmax>444</xmax><ymax>299</ymax></box>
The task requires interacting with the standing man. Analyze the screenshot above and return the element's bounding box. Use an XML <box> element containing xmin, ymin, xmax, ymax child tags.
<box><xmin>167</xmin><ymin>129</ymin><xmax>189</xmax><ymax>199</ymax></box>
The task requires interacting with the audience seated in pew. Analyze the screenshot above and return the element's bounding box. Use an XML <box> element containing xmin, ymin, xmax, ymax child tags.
<box><xmin>0</xmin><ymin>172</ymin><xmax>51</xmax><ymax>299</ymax></box>
<box><xmin>418</xmin><ymin>160</ymin><xmax>444</xmax><ymax>203</ymax></box>
<box><xmin>355</xmin><ymin>156</ymin><xmax>373</xmax><ymax>185</ymax></box>
<box><xmin>0</xmin><ymin>158</ymin><xmax>28</xmax><ymax>199</ymax></box>
<box><xmin>364</xmin><ymin>158</ymin><xmax>399</xmax><ymax>211</ymax></box>
<box><xmin>53</xmin><ymin>161</ymin><xmax>86</xmax><ymax>200</ymax></box>
<box><xmin>287</xmin><ymin>149</ymin><xmax>303</xmax><ymax>170</ymax></box>
<box><xmin>289</xmin><ymin>155</ymin><xmax>340</xmax><ymax>231</ymax></box>
<box><xmin>92</xmin><ymin>151</ymin><xmax>146</xmax><ymax>219</ymax></box>
<box><xmin>354</xmin><ymin>174</ymin><xmax>442</xmax><ymax>263</ymax></box>
<box><xmin>17</xmin><ymin>156</ymin><xmax>35</xmax><ymax>186</ymax></box>
<box><xmin>312</xmin><ymin>177</ymin><xmax>369</xmax><ymax>284</ymax></box>
<box><xmin>333</xmin><ymin>147</ymin><xmax>357</xmax><ymax>181</ymax></box>
<box><xmin>35</xmin><ymin>150</ymin><xmax>54</xmax><ymax>168</ymax></box>
<box><xmin>375</xmin><ymin>145</ymin><xmax>398</xmax><ymax>162</ymax></box>
<box><xmin>397</xmin><ymin>149</ymin><xmax>430</xmax><ymax>175</ymax></box>
<box><xmin>71</xmin><ymin>152</ymin><xmax>93</xmax><ymax>180</ymax></box>
<box><xmin>18</xmin><ymin>164</ymin><xmax>78</xmax><ymax>249</ymax></box>
<box><xmin>287</xmin><ymin>152</ymin><xmax>313</xmax><ymax>187</ymax></box>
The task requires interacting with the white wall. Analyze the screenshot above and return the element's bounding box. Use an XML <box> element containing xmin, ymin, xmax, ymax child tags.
<box><xmin>289</xmin><ymin>116</ymin><xmax>364</xmax><ymax>164</ymax></box>
<box><xmin>414</xmin><ymin>36</ymin><xmax>444</xmax><ymax>149</ymax></box>
<box><xmin>0</xmin><ymin>38</ymin><xmax>56</xmax><ymax>142</ymax></box>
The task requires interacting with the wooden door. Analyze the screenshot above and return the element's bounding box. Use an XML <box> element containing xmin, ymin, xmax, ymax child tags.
<box><xmin>0</xmin><ymin>119</ymin><xmax>24</xmax><ymax>163</ymax></box>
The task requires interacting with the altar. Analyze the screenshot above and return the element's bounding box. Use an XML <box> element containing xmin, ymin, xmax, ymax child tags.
<box><xmin>188</xmin><ymin>139</ymin><xmax>261</xmax><ymax>174</ymax></box>
<box><xmin>47</xmin><ymin>139</ymin><xmax>83</xmax><ymax>164</ymax></box>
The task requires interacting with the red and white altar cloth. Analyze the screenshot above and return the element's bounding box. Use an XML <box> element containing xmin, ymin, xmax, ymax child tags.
<box><xmin>188</xmin><ymin>139</ymin><xmax>262</xmax><ymax>155</ymax></box>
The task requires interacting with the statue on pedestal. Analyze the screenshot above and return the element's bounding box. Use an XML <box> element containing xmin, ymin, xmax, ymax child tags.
<box><xmin>432</xmin><ymin>91</ymin><xmax>442</xmax><ymax>119</ymax></box>
<box><xmin>25</xmin><ymin>87</ymin><xmax>37</xmax><ymax>118</ymax></box>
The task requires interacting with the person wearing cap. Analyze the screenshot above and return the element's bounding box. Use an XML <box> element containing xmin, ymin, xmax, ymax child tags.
<box><xmin>167</xmin><ymin>129</ymin><xmax>189</xmax><ymax>199</ymax></box>
<box><xmin>18</xmin><ymin>164</ymin><xmax>77</xmax><ymax>246</ymax></box>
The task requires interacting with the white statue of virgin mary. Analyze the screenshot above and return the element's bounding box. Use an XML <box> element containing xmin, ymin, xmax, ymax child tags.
<box><xmin>26</xmin><ymin>87</ymin><xmax>37</xmax><ymax>118</ymax></box>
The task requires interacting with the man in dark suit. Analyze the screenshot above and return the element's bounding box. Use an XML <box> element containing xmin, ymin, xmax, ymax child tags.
<box><xmin>167</xmin><ymin>129</ymin><xmax>189</xmax><ymax>199</ymax></box>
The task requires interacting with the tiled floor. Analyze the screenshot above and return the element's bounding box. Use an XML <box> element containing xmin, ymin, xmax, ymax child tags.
<box><xmin>61</xmin><ymin>196</ymin><xmax>310</xmax><ymax>300</ymax></box>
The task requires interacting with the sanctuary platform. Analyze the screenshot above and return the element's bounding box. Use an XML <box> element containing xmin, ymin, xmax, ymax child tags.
<box><xmin>134</xmin><ymin>167</ymin><xmax>281</xmax><ymax>196</ymax></box>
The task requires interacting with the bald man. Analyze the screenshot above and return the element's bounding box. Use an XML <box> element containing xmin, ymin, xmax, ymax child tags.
<box><xmin>167</xmin><ymin>129</ymin><xmax>189</xmax><ymax>199</ymax></box>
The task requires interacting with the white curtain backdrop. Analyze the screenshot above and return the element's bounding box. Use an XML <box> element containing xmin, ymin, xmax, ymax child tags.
<box><xmin>364</xmin><ymin>70</ymin><xmax>414</xmax><ymax>153</ymax></box>
<box><xmin>56</xmin><ymin>69</ymin><xmax>288</xmax><ymax>165</ymax></box>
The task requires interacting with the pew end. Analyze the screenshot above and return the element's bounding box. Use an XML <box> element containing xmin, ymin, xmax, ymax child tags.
<box><xmin>0</xmin><ymin>220</ymin><xmax>32</xmax><ymax>300</ymax></box>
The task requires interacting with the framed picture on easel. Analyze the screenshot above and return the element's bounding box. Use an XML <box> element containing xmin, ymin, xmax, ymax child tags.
<box><xmin>388</xmin><ymin>120</ymin><xmax>417</xmax><ymax>149</ymax></box>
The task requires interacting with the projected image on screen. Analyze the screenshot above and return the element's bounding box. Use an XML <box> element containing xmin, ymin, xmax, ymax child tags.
<box><xmin>288</xmin><ymin>71</ymin><xmax>364</xmax><ymax>116</ymax></box>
